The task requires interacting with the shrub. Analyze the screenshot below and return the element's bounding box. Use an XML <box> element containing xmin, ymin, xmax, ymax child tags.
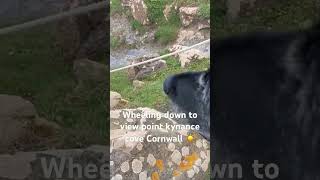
<box><xmin>131</xmin><ymin>20</ymin><xmax>145</xmax><ymax>33</ymax></box>
<box><xmin>111</xmin><ymin>36</ymin><xmax>121</xmax><ymax>49</ymax></box>
<box><xmin>144</xmin><ymin>0</ymin><xmax>168</xmax><ymax>23</ymax></box>
<box><xmin>111</xmin><ymin>0</ymin><xmax>123</xmax><ymax>15</ymax></box>
<box><xmin>155</xmin><ymin>24</ymin><xmax>179</xmax><ymax>44</ymax></box>
<box><xmin>198</xmin><ymin>3</ymin><xmax>210</xmax><ymax>19</ymax></box>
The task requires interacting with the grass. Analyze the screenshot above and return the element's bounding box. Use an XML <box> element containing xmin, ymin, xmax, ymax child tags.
<box><xmin>155</xmin><ymin>24</ymin><xmax>180</xmax><ymax>45</ymax></box>
<box><xmin>111</xmin><ymin>36</ymin><xmax>122</xmax><ymax>50</ymax></box>
<box><xmin>110</xmin><ymin>56</ymin><xmax>209</xmax><ymax>110</ymax></box>
<box><xmin>131</xmin><ymin>20</ymin><xmax>146</xmax><ymax>33</ymax></box>
<box><xmin>154</xmin><ymin>10</ymin><xmax>181</xmax><ymax>44</ymax></box>
<box><xmin>110</xmin><ymin>0</ymin><xmax>124</xmax><ymax>15</ymax></box>
<box><xmin>198</xmin><ymin>3</ymin><xmax>210</xmax><ymax>20</ymax></box>
<box><xmin>0</xmin><ymin>24</ymin><xmax>107</xmax><ymax>148</ymax></box>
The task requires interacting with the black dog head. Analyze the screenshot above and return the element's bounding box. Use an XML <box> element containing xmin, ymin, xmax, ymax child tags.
<box><xmin>163</xmin><ymin>69</ymin><xmax>210</xmax><ymax>139</ymax></box>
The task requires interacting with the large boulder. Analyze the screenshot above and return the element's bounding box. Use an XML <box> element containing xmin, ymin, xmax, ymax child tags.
<box><xmin>127</xmin><ymin>54</ymin><xmax>167</xmax><ymax>81</ymax></box>
<box><xmin>0</xmin><ymin>95</ymin><xmax>60</xmax><ymax>153</ymax></box>
<box><xmin>110</xmin><ymin>91</ymin><xmax>128</xmax><ymax>110</ymax></box>
<box><xmin>121</xmin><ymin>0</ymin><xmax>149</xmax><ymax>25</ymax></box>
<box><xmin>0</xmin><ymin>95</ymin><xmax>36</xmax><ymax>149</ymax></box>
<box><xmin>179</xmin><ymin>7</ymin><xmax>199</xmax><ymax>27</ymax></box>
<box><xmin>110</xmin><ymin>108</ymin><xmax>210</xmax><ymax>179</ymax></box>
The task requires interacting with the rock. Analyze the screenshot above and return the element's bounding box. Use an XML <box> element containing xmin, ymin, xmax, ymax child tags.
<box><xmin>73</xmin><ymin>59</ymin><xmax>108</xmax><ymax>83</ymax></box>
<box><xmin>179</xmin><ymin>7</ymin><xmax>199</xmax><ymax>27</ymax></box>
<box><xmin>110</xmin><ymin>108</ymin><xmax>210</xmax><ymax>179</ymax></box>
<box><xmin>197</xmin><ymin>20</ymin><xmax>210</xmax><ymax>30</ymax></box>
<box><xmin>169</xmin><ymin>45</ymin><xmax>209</xmax><ymax>67</ymax></box>
<box><xmin>121</xmin><ymin>0</ymin><xmax>149</xmax><ymax>25</ymax></box>
<box><xmin>175</xmin><ymin>29</ymin><xmax>208</xmax><ymax>46</ymax></box>
<box><xmin>0</xmin><ymin>95</ymin><xmax>37</xmax><ymax>149</ymax></box>
<box><xmin>55</xmin><ymin>0</ymin><xmax>108</xmax><ymax>62</ymax></box>
<box><xmin>110</xmin><ymin>91</ymin><xmax>128</xmax><ymax>110</ymax></box>
<box><xmin>0</xmin><ymin>145</ymin><xmax>108</xmax><ymax>180</ymax></box>
<box><xmin>0</xmin><ymin>95</ymin><xmax>63</xmax><ymax>153</ymax></box>
<box><xmin>111</xmin><ymin>13</ymin><xmax>155</xmax><ymax>47</ymax></box>
<box><xmin>133</xmin><ymin>80</ymin><xmax>145</xmax><ymax>89</ymax></box>
<box><xmin>127</xmin><ymin>54</ymin><xmax>167</xmax><ymax>81</ymax></box>
<box><xmin>33</xmin><ymin>118</ymin><xmax>60</xmax><ymax>137</ymax></box>
<box><xmin>163</xmin><ymin>3</ymin><xmax>173</xmax><ymax>21</ymax></box>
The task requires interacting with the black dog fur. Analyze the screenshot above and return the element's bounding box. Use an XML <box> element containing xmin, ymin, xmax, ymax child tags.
<box><xmin>164</xmin><ymin>23</ymin><xmax>320</xmax><ymax>179</ymax></box>
<box><xmin>212</xmin><ymin>24</ymin><xmax>320</xmax><ymax>179</ymax></box>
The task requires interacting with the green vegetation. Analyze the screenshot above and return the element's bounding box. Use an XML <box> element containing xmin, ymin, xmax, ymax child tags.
<box><xmin>144</xmin><ymin>0</ymin><xmax>170</xmax><ymax>24</ymax></box>
<box><xmin>155</xmin><ymin>24</ymin><xmax>179</xmax><ymax>45</ymax></box>
<box><xmin>198</xmin><ymin>3</ymin><xmax>210</xmax><ymax>19</ymax></box>
<box><xmin>111</xmin><ymin>36</ymin><xmax>122</xmax><ymax>50</ymax></box>
<box><xmin>111</xmin><ymin>56</ymin><xmax>209</xmax><ymax>110</ymax></box>
<box><xmin>110</xmin><ymin>0</ymin><xmax>124</xmax><ymax>15</ymax></box>
<box><xmin>131</xmin><ymin>20</ymin><xmax>146</xmax><ymax>33</ymax></box>
<box><xmin>154</xmin><ymin>10</ymin><xmax>181</xmax><ymax>44</ymax></box>
<box><xmin>0</xmin><ymin>25</ymin><xmax>107</xmax><ymax>148</ymax></box>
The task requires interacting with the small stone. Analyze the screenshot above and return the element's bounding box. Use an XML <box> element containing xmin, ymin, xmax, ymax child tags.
<box><xmin>200</xmin><ymin>151</ymin><xmax>207</xmax><ymax>159</ymax></box>
<box><xmin>133</xmin><ymin>80</ymin><xmax>145</xmax><ymax>89</ymax></box>
<box><xmin>167</xmin><ymin>143</ymin><xmax>175</xmax><ymax>151</ymax></box>
<box><xmin>196</xmin><ymin>139</ymin><xmax>203</xmax><ymax>148</ymax></box>
<box><xmin>187</xmin><ymin>169</ymin><xmax>195</xmax><ymax>178</ymax></box>
<box><xmin>120</xmin><ymin>161</ymin><xmax>130</xmax><ymax>172</ymax></box>
<box><xmin>171</xmin><ymin>150</ymin><xmax>182</xmax><ymax>165</ymax></box>
<box><xmin>181</xmin><ymin>146</ymin><xmax>190</xmax><ymax>156</ymax></box>
<box><xmin>132</xmin><ymin>159</ymin><xmax>143</xmax><ymax>174</ymax></box>
<box><xmin>113</xmin><ymin>139</ymin><xmax>125</xmax><ymax>149</ymax></box>
<box><xmin>147</xmin><ymin>154</ymin><xmax>156</xmax><ymax>166</ymax></box>
<box><xmin>193</xmin><ymin>166</ymin><xmax>200</xmax><ymax>174</ymax></box>
<box><xmin>136</xmin><ymin>142</ymin><xmax>143</xmax><ymax>151</ymax></box>
<box><xmin>139</xmin><ymin>171</ymin><xmax>148</xmax><ymax>180</ymax></box>
<box><xmin>127</xmin><ymin>118</ymin><xmax>134</xmax><ymax>122</ymax></box>
<box><xmin>201</xmin><ymin>159</ymin><xmax>209</xmax><ymax>172</ymax></box>
<box><xmin>111</xmin><ymin>174</ymin><xmax>123</xmax><ymax>180</ymax></box>
<box><xmin>110</xmin><ymin>161</ymin><xmax>114</xmax><ymax>166</ymax></box>
<box><xmin>195</xmin><ymin>159</ymin><xmax>202</xmax><ymax>166</ymax></box>
<box><xmin>139</xmin><ymin>157</ymin><xmax>145</xmax><ymax>162</ymax></box>
<box><xmin>202</xmin><ymin>139</ymin><xmax>208</xmax><ymax>149</ymax></box>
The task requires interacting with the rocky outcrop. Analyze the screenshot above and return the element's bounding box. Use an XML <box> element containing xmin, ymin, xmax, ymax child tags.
<box><xmin>169</xmin><ymin>45</ymin><xmax>209</xmax><ymax>67</ymax></box>
<box><xmin>121</xmin><ymin>0</ymin><xmax>149</xmax><ymax>25</ymax></box>
<box><xmin>127</xmin><ymin>54</ymin><xmax>167</xmax><ymax>81</ymax></box>
<box><xmin>179</xmin><ymin>7</ymin><xmax>199</xmax><ymax>27</ymax></box>
<box><xmin>110</xmin><ymin>91</ymin><xmax>128</xmax><ymax>110</ymax></box>
<box><xmin>110</xmin><ymin>108</ymin><xmax>210</xmax><ymax>180</ymax></box>
<box><xmin>111</xmin><ymin>13</ymin><xmax>155</xmax><ymax>48</ymax></box>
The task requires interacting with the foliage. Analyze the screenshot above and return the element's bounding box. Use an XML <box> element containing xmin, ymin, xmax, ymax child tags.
<box><xmin>144</xmin><ymin>0</ymin><xmax>169</xmax><ymax>24</ymax></box>
<box><xmin>131</xmin><ymin>20</ymin><xmax>146</xmax><ymax>33</ymax></box>
<box><xmin>111</xmin><ymin>0</ymin><xmax>124</xmax><ymax>15</ymax></box>
<box><xmin>198</xmin><ymin>3</ymin><xmax>210</xmax><ymax>19</ymax></box>
<box><xmin>155</xmin><ymin>24</ymin><xmax>179</xmax><ymax>44</ymax></box>
<box><xmin>154</xmin><ymin>10</ymin><xmax>181</xmax><ymax>44</ymax></box>
<box><xmin>111</xmin><ymin>36</ymin><xmax>121</xmax><ymax>49</ymax></box>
